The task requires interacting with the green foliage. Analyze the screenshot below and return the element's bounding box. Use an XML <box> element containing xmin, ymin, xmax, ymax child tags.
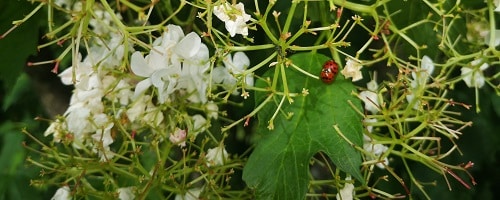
<box><xmin>0</xmin><ymin>0</ymin><xmax>41</xmax><ymax>91</ymax></box>
<box><xmin>243</xmin><ymin>53</ymin><xmax>364</xmax><ymax>199</ymax></box>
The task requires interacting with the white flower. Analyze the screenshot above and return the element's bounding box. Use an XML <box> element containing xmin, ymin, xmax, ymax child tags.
<box><xmin>143</xmin><ymin>101</ymin><xmax>164</xmax><ymax>127</ymax></box>
<box><xmin>224</xmin><ymin>52</ymin><xmax>254</xmax><ymax>87</ymax></box>
<box><xmin>336</xmin><ymin>177</ymin><xmax>354</xmax><ymax>200</ymax></box>
<box><xmin>169</xmin><ymin>128</ymin><xmax>187</xmax><ymax>147</ymax></box>
<box><xmin>340</xmin><ymin>59</ymin><xmax>363</xmax><ymax>82</ymax></box>
<box><xmin>213</xmin><ymin>52</ymin><xmax>253</xmax><ymax>93</ymax></box>
<box><xmin>461</xmin><ymin>58</ymin><xmax>489</xmax><ymax>88</ymax></box>
<box><xmin>406</xmin><ymin>55</ymin><xmax>434</xmax><ymax>109</ymax></box>
<box><xmin>176</xmin><ymin>36</ymin><xmax>210</xmax><ymax>103</ymax></box>
<box><xmin>59</xmin><ymin>59</ymin><xmax>96</xmax><ymax>90</ymax></box>
<box><xmin>213</xmin><ymin>2</ymin><xmax>252</xmax><ymax>37</ymax></box>
<box><xmin>44</xmin><ymin>119</ymin><xmax>66</xmax><ymax>142</ymax></box>
<box><xmin>130</xmin><ymin>48</ymin><xmax>176</xmax><ymax>102</ymax></box>
<box><xmin>153</xmin><ymin>24</ymin><xmax>185</xmax><ymax>47</ymax></box>
<box><xmin>364</xmin><ymin>118</ymin><xmax>377</xmax><ymax>133</ymax></box>
<box><xmin>131</xmin><ymin>26</ymin><xmax>210</xmax><ymax>103</ymax></box>
<box><xmin>114</xmin><ymin>79</ymin><xmax>133</xmax><ymax>106</ymax></box>
<box><xmin>126</xmin><ymin>95</ymin><xmax>164</xmax><ymax>127</ymax></box>
<box><xmin>175</xmin><ymin>186</ymin><xmax>204</xmax><ymax>200</ymax></box>
<box><xmin>363</xmin><ymin>134</ymin><xmax>389</xmax><ymax>169</ymax></box>
<box><xmin>190</xmin><ymin>114</ymin><xmax>207</xmax><ymax>139</ymax></box>
<box><xmin>117</xmin><ymin>187</ymin><xmax>135</xmax><ymax>200</ymax></box>
<box><xmin>91</xmin><ymin>122</ymin><xmax>115</xmax><ymax>161</ymax></box>
<box><xmin>206</xmin><ymin>101</ymin><xmax>219</xmax><ymax>119</ymax></box>
<box><xmin>411</xmin><ymin>55</ymin><xmax>434</xmax><ymax>88</ymax></box>
<box><xmin>89</xmin><ymin>8</ymin><xmax>121</xmax><ymax>35</ymax></box>
<box><xmin>359</xmin><ymin>79</ymin><xmax>379</xmax><ymax>113</ymax></box>
<box><xmin>485</xmin><ymin>30</ymin><xmax>500</xmax><ymax>47</ymax></box>
<box><xmin>495</xmin><ymin>0</ymin><xmax>500</xmax><ymax>12</ymax></box>
<box><xmin>212</xmin><ymin>65</ymin><xmax>238</xmax><ymax>93</ymax></box>
<box><xmin>206</xmin><ymin>146</ymin><xmax>228</xmax><ymax>167</ymax></box>
<box><xmin>51</xmin><ymin>186</ymin><xmax>71</xmax><ymax>200</ymax></box>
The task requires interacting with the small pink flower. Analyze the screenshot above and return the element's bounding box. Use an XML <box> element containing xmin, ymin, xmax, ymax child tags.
<box><xmin>169</xmin><ymin>128</ymin><xmax>187</xmax><ymax>147</ymax></box>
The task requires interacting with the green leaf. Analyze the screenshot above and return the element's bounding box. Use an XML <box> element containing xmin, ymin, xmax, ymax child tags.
<box><xmin>243</xmin><ymin>52</ymin><xmax>364</xmax><ymax>199</ymax></box>
<box><xmin>2</xmin><ymin>73</ymin><xmax>31</xmax><ymax>111</ymax></box>
<box><xmin>0</xmin><ymin>0</ymin><xmax>41</xmax><ymax>91</ymax></box>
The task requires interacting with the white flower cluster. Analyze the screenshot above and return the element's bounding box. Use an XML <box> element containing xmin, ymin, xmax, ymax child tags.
<box><xmin>212</xmin><ymin>52</ymin><xmax>254</xmax><ymax>95</ymax></box>
<box><xmin>406</xmin><ymin>55</ymin><xmax>434</xmax><ymax>109</ymax></box>
<box><xmin>45</xmin><ymin>18</ymin><xmax>128</xmax><ymax>162</ymax></box>
<box><xmin>461</xmin><ymin>58</ymin><xmax>489</xmax><ymax>88</ymax></box>
<box><xmin>130</xmin><ymin>25</ymin><xmax>210</xmax><ymax>104</ymax></box>
<box><xmin>213</xmin><ymin>2</ymin><xmax>252</xmax><ymax>37</ymax></box>
<box><xmin>44</xmin><ymin>3</ymin><xmax>241</xmax><ymax>163</ymax></box>
<box><xmin>43</xmin><ymin>2</ymin><xmax>255</xmax><ymax>199</ymax></box>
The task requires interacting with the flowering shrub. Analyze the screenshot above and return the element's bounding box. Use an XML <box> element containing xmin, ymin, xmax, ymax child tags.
<box><xmin>2</xmin><ymin>0</ymin><xmax>499</xmax><ymax>199</ymax></box>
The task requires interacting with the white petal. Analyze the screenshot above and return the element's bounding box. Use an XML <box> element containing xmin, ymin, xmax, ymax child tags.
<box><xmin>131</xmin><ymin>52</ymin><xmax>154</xmax><ymax>77</ymax></box>
<box><xmin>225</xmin><ymin>20</ymin><xmax>238</xmax><ymax>37</ymax></box>
<box><xmin>206</xmin><ymin>146</ymin><xmax>228</xmax><ymax>167</ymax></box>
<box><xmin>51</xmin><ymin>186</ymin><xmax>71</xmax><ymax>200</ymax></box>
<box><xmin>335</xmin><ymin>180</ymin><xmax>354</xmax><ymax>200</ymax></box>
<box><xmin>151</xmin><ymin>69</ymin><xmax>170</xmax><ymax>88</ymax></box>
<box><xmin>359</xmin><ymin>90</ymin><xmax>379</xmax><ymax>114</ymax></box>
<box><xmin>212</xmin><ymin>66</ymin><xmax>229</xmax><ymax>83</ymax></box>
<box><xmin>154</xmin><ymin>24</ymin><xmax>185</xmax><ymax>46</ymax></box>
<box><xmin>421</xmin><ymin>55</ymin><xmax>434</xmax><ymax>75</ymax></box>
<box><xmin>245</xmin><ymin>73</ymin><xmax>254</xmax><ymax>87</ymax></box>
<box><xmin>232</xmin><ymin>52</ymin><xmax>250</xmax><ymax>71</ymax></box>
<box><xmin>233</xmin><ymin>17</ymin><xmax>250</xmax><ymax>36</ymax></box>
<box><xmin>133</xmin><ymin>79</ymin><xmax>152</xmax><ymax>98</ymax></box>
<box><xmin>213</xmin><ymin>3</ymin><xmax>231</xmax><ymax>21</ymax></box>
<box><xmin>367</xmin><ymin>79</ymin><xmax>378</xmax><ymax>91</ymax></box>
<box><xmin>484</xmin><ymin>30</ymin><xmax>500</xmax><ymax>46</ymax></box>
<box><xmin>117</xmin><ymin>187</ymin><xmax>135</xmax><ymax>200</ymax></box>
<box><xmin>59</xmin><ymin>67</ymin><xmax>75</xmax><ymax>85</ymax></box>
<box><xmin>192</xmin><ymin>114</ymin><xmax>207</xmax><ymax>134</ymax></box>
<box><xmin>174</xmin><ymin>32</ymin><xmax>201</xmax><ymax>59</ymax></box>
<box><xmin>234</xmin><ymin>3</ymin><xmax>251</xmax><ymax>21</ymax></box>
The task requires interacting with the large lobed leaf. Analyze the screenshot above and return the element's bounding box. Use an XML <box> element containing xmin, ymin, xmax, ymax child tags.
<box><xmin>243</xmin><ymin>52</ymin><xmax>364</xmax><ymax>199</ymax></box>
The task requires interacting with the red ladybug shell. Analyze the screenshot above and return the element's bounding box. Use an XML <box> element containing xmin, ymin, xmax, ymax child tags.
<box><xmin>320</xmin><ymin>60</ymin><xmax>339</xmax><ymax>84</ymax></box>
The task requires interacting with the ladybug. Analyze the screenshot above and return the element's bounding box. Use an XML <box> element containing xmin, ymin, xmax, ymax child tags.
<box><xmin>320</xmin><ymin>60</ymin><xmax>339</xmax><ymax>84</ymax></box>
